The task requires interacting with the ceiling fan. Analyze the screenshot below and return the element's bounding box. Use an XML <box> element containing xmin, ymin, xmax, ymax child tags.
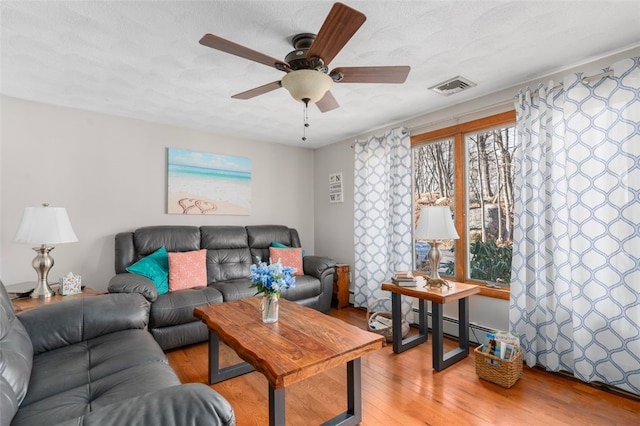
<box><xmin>199</xmin><ymin>2</ymin><xmax>410</xmax><ymax>114</ymax></box>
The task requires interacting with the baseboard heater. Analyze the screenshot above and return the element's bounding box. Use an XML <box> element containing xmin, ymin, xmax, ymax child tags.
<box><xmin>410</xmin><ymin>307</ymin><xmax>495</xmax><ymax>345</ymax></box>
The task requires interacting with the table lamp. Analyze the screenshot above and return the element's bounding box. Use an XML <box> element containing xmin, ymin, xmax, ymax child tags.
<box><xmin>414</xmin><ymin>206</ymin><xmax>459</xmax><ymax>288</ymax></box>
<box><xmin>13</xmin><ymin>203</ymin><xmax>78</xmax><ymax>298</ymax></box>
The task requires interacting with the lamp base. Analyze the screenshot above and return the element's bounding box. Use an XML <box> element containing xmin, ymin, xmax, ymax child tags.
<box><xmin>31</xmin><ymin>245</ymin><xmax>56</xmax><ymax>298</ymax></box>
<box><xmin>32</xmin><ymin>279</ymin><xmax>55</xmax><ymax>298</ymax></box>
<box><xmin>425</xmin><ymin>241</ymin><xmax>451</xmax><ymax>289</ymax></box>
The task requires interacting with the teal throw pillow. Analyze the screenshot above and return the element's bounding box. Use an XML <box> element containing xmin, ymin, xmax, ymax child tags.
<box><xmin>126</xmin><ymin>246</ymin><xmax>169</xmax><ymax>295</ymax></box>
<box><xmin>271</xmin><ymin>241</ymin><xmax>305</xmax><ymax>257</ymax></box>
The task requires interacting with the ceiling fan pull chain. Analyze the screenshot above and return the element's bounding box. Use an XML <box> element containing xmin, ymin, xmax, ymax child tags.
<box><xmin>302</xmin><ymin>98</ymin><xmax>310</xmax><ymax>142</ymax></box>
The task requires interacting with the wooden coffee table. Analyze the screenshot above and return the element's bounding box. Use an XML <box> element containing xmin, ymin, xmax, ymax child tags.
<box><xmin>194</xmin><ymin>297</ymin><xmax>384</xmax><ymax>426</ymax></box>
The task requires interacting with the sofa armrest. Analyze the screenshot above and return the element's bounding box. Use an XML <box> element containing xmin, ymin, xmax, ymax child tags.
<box><xmin>53</xmin><ymin>384</ymin><xmax>235</xmax><ymax>426</ymax></box>
<box><xmin>18</xmin><ymin>293</ymin><xmax>150</xmax><ymax>355</ymax></box>
<box><xmin>302</xmin><ymin>255</ymin><xmax>337</xmax><ymax>279</ymax></box>
<box><xmin>302</xmin><ymin>255</ymin><xmax>336</xmax><ymax>313</ymax></box>
<box><xmin>109</xmin><ymin>272</ymin><xmax>159</xmax><ymax>302</ymax></box>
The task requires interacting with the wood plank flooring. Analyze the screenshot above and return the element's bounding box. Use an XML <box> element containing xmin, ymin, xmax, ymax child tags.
<box><xmin>166</xmin><ymin>306</ymin><xmax>640</xmax><ymax>425</ymax></box>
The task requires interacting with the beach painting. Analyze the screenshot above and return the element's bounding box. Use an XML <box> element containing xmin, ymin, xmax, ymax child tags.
<box><xmin>167</xmin><ymin>148</ymin><xmax>251</xmax><ymax>215</ymax></box>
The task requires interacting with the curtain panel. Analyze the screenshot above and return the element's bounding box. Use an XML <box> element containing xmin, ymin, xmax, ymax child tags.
<box><xmin>353</xmin><ymin>128</ymin><xmax>413</xmax><ymax>319</ymax></box>
<box><xmin>510</xmin><ymin>57</ymin><xmax>640</xmax><ymax>395</ymax></box>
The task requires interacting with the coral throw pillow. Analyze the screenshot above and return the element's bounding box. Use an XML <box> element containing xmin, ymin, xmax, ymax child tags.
<box><xmin>271</xmin><ymin>241</ymin><xmax>306</xmax><ymax>257</ymax></box>
<box><xmin>168</xmin><ymin>249</ymin><xmax>207</xmax><ymax>291</ymax></box>
<box><xmin>269</xmin><ymin>247</ymin><xmax>303</xmax><ymax>276</ymax></box>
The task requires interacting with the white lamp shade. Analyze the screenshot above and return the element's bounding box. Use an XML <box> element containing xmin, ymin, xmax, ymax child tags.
<box><xmin>415</xmin><ymin>206</ymin><xmax>459</xmax><ymax>240</ymax></box>
<box><xmin>281</xmin><ymin>69</ymin><xmax>333</xmax><ymax>103</ymax></box>
<box><xmin>14</xmin><ymin>205</ymin><xmax>78</xmax><ymax>245</ymax></box>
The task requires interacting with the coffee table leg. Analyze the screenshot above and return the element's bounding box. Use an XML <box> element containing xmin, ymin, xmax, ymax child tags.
<box><xmin>269</xmin><ymin>386</ymin><xmax>285</xmax><ymax>426</ymax></box>
<box><xmin>208</xmin><ymin>331</ymin><xmax>254</xmax><ymax>384</ymax></box>
<box><xmin>321</xmin><ymin>358</ymin><xmax>361</xmax><ymax>426</ymax></box>
<box><xmin>346</xmin><ymin>358</ymin><xmax>362</xmax><ymax>424</ymax></box>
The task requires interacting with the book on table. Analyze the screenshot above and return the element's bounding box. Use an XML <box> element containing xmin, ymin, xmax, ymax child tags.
<box><xmin>391</xmin><ymin>273</ymin><xmax>417</xmax><ymax>287</ymax></box>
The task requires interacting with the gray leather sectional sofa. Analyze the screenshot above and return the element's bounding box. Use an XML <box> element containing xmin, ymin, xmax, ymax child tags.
<box><xmin>0</xmin><ymin>280</ymin><xmax>235</xmax><ymax>426</ymax></box>
<box><xmin>108</xmin><ymin>225</ymin><xmax>336</xmax><ymax>350</ymax></box>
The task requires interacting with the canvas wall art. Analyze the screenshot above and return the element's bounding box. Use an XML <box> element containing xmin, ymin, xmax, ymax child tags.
<box><xmin>167</xmin><ymin>147</ymin><xmax>251</xmax><ymax>215</ymax></box>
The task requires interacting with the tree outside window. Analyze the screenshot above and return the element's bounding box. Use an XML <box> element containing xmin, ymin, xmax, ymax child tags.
<box><xmin>413</xmin><ymin>139</ymin><xmax>456</xmax><ymax>277</ymax></box>
<box><xmin>412</xmin><ymin>111</ymin><xmax>517</xmax><ymax>291</ymax></box>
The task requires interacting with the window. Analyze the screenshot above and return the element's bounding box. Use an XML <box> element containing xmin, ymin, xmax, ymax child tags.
<box><xmin>411</xmin><ymin>111</ymin><xmax>516</xmax><ymax>299</ymax></box>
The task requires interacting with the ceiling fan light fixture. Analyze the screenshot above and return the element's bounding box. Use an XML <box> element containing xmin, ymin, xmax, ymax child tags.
<box><xmin>281</xmin><ymin>70</ymin><xmax>333</xmax><ymax>104</ymax></box>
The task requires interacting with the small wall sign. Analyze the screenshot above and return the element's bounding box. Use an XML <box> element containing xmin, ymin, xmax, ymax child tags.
<box><xmin>329</xmin><ymin>172</ymin><xmax>343</xmax><ymax>203</ymax></box>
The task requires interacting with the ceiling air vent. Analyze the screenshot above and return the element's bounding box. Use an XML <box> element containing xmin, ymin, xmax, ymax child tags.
<box><xmin>429</xmin><ymin>76</ymin><xmax>477</xmax><ymax>96</ymax></box>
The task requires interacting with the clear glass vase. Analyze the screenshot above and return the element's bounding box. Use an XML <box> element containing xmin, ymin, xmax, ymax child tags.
<box><xmin>261</xmin><ymin>294</ymin><xmax>279</xmax><ymax>323</ymax></box>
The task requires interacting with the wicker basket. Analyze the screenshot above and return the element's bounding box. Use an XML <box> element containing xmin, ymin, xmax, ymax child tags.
<box><xmin>474</xmin><ymin>345</ymin><xmax>523</xmax><ymax>388</ymax></box>
<box><xmin>366</xmin><ymin>297</ymin><xmax>410</xmax><ymax>343</ymax></box>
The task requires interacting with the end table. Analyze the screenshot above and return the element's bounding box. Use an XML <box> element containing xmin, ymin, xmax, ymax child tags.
<box><xmin>11</xmin><ymin>287</ymin><xmax>105</xmax><ymax>313</ymax></box>
<box><xmin>333</xmin><ymin>264</ymin><xmax>350</xmax><ymax>309</ymax></box>
<box><xmin>381</xmin><ymin>280</ymin><xmax>480</xmax><ymax>371</ymax></box>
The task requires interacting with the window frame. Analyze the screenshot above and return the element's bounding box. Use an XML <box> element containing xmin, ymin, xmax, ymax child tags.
<box><xmin>410</xmin><ymin>110</ymin><xmax>516</xmax><ymax>300</ymax></box>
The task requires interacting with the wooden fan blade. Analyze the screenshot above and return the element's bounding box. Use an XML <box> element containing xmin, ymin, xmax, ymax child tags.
<box><xmin>332</xmin><ymin>66</ymin><xmax>411</xmax><ymax>83</ymax></box>
<box><xmin>232</xmin><ymin>81</ymin><xmax>282</xmax><ymax>100</ymax></box>
<box><xmin>306</xmin><ymin>3</ymin><xmax>366</xmax><ymax>66</ymax></box>
<box><xmin>200</xmin><ymin>34</ymin><xmax>288</xmax><ymax>70</ymax></box>
<box><xmin>316</xmin><ymin>91</ymin><xmax>340</xmax><ymax>113</ymax></box>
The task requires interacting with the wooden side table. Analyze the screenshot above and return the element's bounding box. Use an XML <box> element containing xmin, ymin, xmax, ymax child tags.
<box><xmin>333</xmin><ymin>264</ymin><xmax>350</xmax><ymax>309</ymax></box>
<box><xmin>12</xmin><ymin>287</ymin><xmax>105</xmax><ymax>313</ymax></box>
<box><xmin>381</xmin><ymin>280</ymin><xmax>480</xmax><ymax>371</ymax></box>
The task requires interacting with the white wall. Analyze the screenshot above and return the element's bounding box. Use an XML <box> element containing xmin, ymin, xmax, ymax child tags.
<box><xmin>313</xmin><ymin>45</ymin><xmax>640</xmax><ymax>332</ymax></box>
<box><xmin>1</xmin><ymin>96</ymin><xmax>316</xmax><ymax>291</ymax></box>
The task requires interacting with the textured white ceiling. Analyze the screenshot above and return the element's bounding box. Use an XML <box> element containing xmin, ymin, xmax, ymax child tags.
<box><xmin>1</xmin><ymin>1</ymin><xmax>639</xmax><ymax>148</ymax></box>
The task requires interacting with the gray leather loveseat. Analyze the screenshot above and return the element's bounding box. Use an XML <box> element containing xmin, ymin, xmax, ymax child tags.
<box><xmin>0</xmin><ymin>280</ymin><xmax>235</xmax><ymax>426</ymax></box>
<box><xmin>108</xmin><ymin>225</ymin><xmax>336</xmax><ymax>350</ymax></box>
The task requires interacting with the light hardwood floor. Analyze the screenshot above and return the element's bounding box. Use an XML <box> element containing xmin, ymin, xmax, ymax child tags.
<box><xmin>166</xmin><ymin>306</ymin><xmax>640</xmax><ymax>425</ymax></box>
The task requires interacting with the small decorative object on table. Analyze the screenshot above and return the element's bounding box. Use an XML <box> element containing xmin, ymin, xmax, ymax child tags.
<box><xmin>59</xmin><ymin>272</ymin><xmax>82</xmax><ymax>296</ymax></box>
<box><xmin>250</xmin><ymin>258</ymin><xmax>296</xmax><ymax>323</ymax></box>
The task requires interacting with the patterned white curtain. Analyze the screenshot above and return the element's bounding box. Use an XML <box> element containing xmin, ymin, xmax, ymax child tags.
<box><xmin>510</xmin><ymin>56</ymin><xmax>640</xmax><ymax>395</ymax></box>
<box><xmin>353</xmin><ymin>127</ymin><xmax>413</xmax><ymax>318</ymax></box>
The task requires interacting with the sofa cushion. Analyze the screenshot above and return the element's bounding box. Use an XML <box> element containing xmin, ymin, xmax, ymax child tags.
<box><xmin>126</xmin><ymin>246</ymin><xmax>169</xmax><ymax>294</ymax></box>
<box><xmin>12</xmin><ymin>363</ymin><xmax>180</xmax><ymax>426</ymax></box>
<box><xmin>150</xmin><ymin>321</ymin><xmax>210</xmax><ymax>352</ymax></box>
<box><xmin>247</xmin><ymin>225</ymin><xmax>301</xmax><ymax>263</ymax></box>
<box><xmin>149</xmin><ymin>287</ymin><xmax>223</xmax><ymax>328</ymax></box>
<box><xmin>269</xmin><ymin>247</ymin><xmax>303</xmax><ymax>276</ymax></box>
<box><xmin>201</xmin><ymin>226</ymin><xmax>252</xmax><ymax>282</ymax></box>
<box><xmin>0</xmin><ymin>281</ymin><xmax>33</xmax><ymax>426</ymax></box>
<box><xmin>280</xmin><ymin>274</ymin><xmax>322</xmax><ymax>300</ymax></box>
<box><xmin>134</xmin><ymin>226</ymin><xmax>200</xmax><ymax>255</ymax></box>
<box><xmin>168</xmin><ymin>249</ymin><xmax>207</xmax><ymax>291</ymax></box>
<box><xmin>21</xmin><ymin>328</ymin><xmax>169</xmax><ymax>407</ymax></box>
<box><xmin>19</xmin><ymin>294</ymin><xmax>150</xmax><ymax>356</ymax></box>
<box><xmin>210</xmin><ymin>278</ymin><xmax>257</xmax><ymax>302</ymax></box>
<box><xmin>207</xmin><ymin>247</ymin><xmax>252</xmax><ymax>282</ymax></box>
<box><xmin>49</xmin><ymin>384</ymin><xmax>236</xmax><ymax>426</ymax></box>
